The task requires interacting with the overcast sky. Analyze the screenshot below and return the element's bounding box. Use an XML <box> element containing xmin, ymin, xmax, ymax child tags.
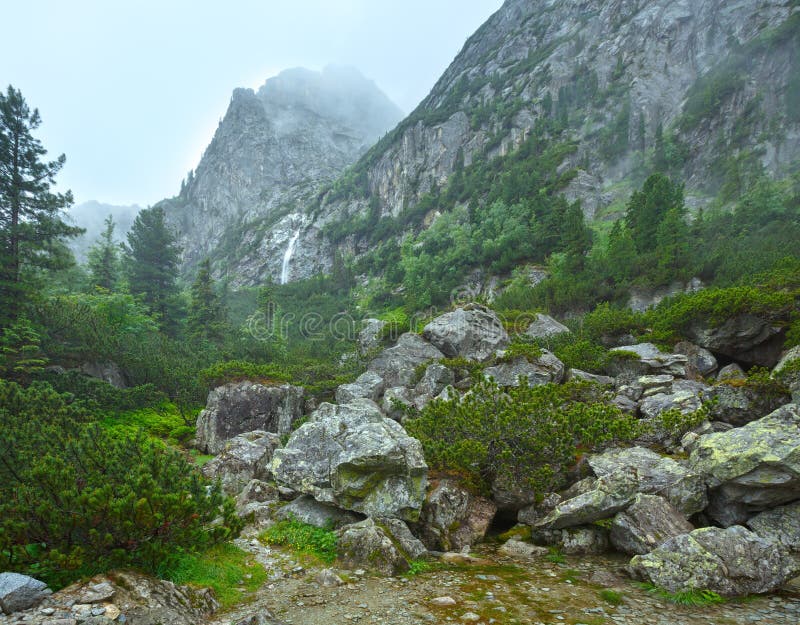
<box><xmin>1</xmin><ymin>0</ymin><xmax>503</xmax><ymax>207</ymax></box>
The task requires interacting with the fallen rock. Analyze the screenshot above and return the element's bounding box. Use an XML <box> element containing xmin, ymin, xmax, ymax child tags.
<box><xmin>483</xmin><ymin>351</ymin><xmax>565</xmax><ymax>387</ymax></box>
<box><xmin>686</xmin><ymin>314</ymin><xmax>784</xmax><ymax>367</ymax></box>
<box><xmin>430</xmin><ymin>596</ymin><xmax>457</xmax><ymax>606</ymax></box>
<box><xmin>414</xmin><ymin>479</ymin><xmax>496</xmax><ymax>551</ymax></box>
<box><xmin>524</xmin><ymin>313</ymin><xmax>570</xmax><ymax>340</ymax></box>
<box><xmin>567</xmin><ymin>369</ymin><xmax>615</xmax><ymax>386</ymax></box>
<box><xmin>532</xmin><ymin>526</ymin><xmax>610</xmax><ymax>555</ymax></box>
<box><xmin>235</xmin><ymin>479</ymin><xmax>280</xmax><ymax>525</ymax></box>
<box><xmin>629</xmin><ymin>525</ymin><xmax>800</xmax><ymax>596</ymax></box>
<box><xmin>201</xmin><ymin>431</ymin><xmax>282</xmax><ymax>496</ymax></box>
<box><xmin>80</xmin><ymin>361</ymin><xmax>127</xmax><ymax>388</ymax></box>
<box><xmin>336</xmin><ymin>519</ymin><xmax>410</xmax><ymax>575</ymax></box>
<box><xmin>422</xmin><ymin>305</ymin><xmax>509</xmax><ymax>362</ymax></box>
<box><xmin>381</xmin><ymin>386</ymin><xmax>414</xmax><ymax>420</ymax></box>
<box><xmin>610</xmin><ymin>494</ymin><xmax>694</xmax><ymax>555</ymax></box>
<box><xmin>0</xmin><ymin>573</ymin><xmax>51</xmax><ymax>614</ymax></box>
<box><xmin>717</xmin><ymin>363</ymin><xmax>746</xmax><ymax>382</ymax></box>
<box><xmin>709</xmin><ymin>381</ymin><xmax>789</xmax><ymax>427</ymax></box>
<box><xmin>270</xmin><ymin>399</ymin><xmax>427</xmax><ymax>521</ymax></box>
<box><xmin>746</xmin><ymin>500</ymin><xmax>800</xmax><ymax>552</ymax></box>
<box><xmin>688</xmin><ymin>404</ymin><xmax>800</xmax><ymax>526</ymax></box>
<box><xmin>314</xmin><ymin>569</ymin><xmax>344</xmax><ymax>588</ymax></box>
<box><xmin>275</xmin><ymin>495</ymin><xmax>363</xmax><ymax>529</ymax></box>
<box><xmin>415</xmin><ymin>363</ymin><xmax>455</xmax><ymax>398</ymax></box>
<box><xmin>335</xmin><ymin>371</ymin><xmax>385</xmax><ymax>404</ymax></box>
<box><xmin>358</xmin><ymin>318</ymin><xmax>388</xmax><ymax>356</ymax></box>
<box><xmin>607</xmin><ymin>343</ymin><xmax>687</xmax><ymax>378</ymax></box>
<box><xmin>498</xmin><ymin>539</ymin><xmax>549</xmax><ymax>559</ymax></box>
<box><xmin>368</xmin><ymin>333</ymin><xmax>445</xmax><ymax>388</ymax></box>
<box><xmin>196</xmin><ymin>382</ymin><xmax>304</xmax><ymax>454</ymax></box>
<box><xmin>673</xmin><ymin>341</ymin><xmax>718</xmax><ymax>379</ymax></box>
<box><xmin>774</xmin><ymin>345</ymin><xmax>800</xmax><ymax>401</ymax></box>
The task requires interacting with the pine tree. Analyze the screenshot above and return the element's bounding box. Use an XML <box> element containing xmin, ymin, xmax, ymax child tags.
<box><xmin>655</xmin><ymin>205</ymin><xmax>690</xmax><ymax>284</ymax></box>
<box><xmin>560</xmin><ymin>201</ymin><xmax>592</xmax><ymax>273</ymax></box>
<box><xmin>188</xmin><ymin>258</ymin><xmax>227</xmax><ymax>344</ymax></box>
<box><xmin>605</xmin><ymin>220</ymin><xmax>637</xmax><ymax>283</ymax></box>
<box><xmin>87</xmin><ymin>214</ymin><xmax>121</xmax><ymax>290</ymax></box>
<box><xmin>0</xmin><ymin>86</ymin><xmax>82</xmax><ymax>325</ymax></box>
<box><xmin>0</xmin><ymin>317</ymin><xmax>47</xmax><ymax>382</ymax></box>
<box><xmin>625</xmin><ymin>173</ymin><xmax>684</xmax><ymax>254</ymax></box>
<box><xmin>125</xmin><ymin>206</ymin><xmax>181</xmax><ymax>333</ymax></box>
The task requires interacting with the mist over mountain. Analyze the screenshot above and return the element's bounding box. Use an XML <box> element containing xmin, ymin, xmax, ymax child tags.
<box><xmin>67</xmin><ymin>201</ymin><xmax>142</xmax><ymax>262</ymax></box>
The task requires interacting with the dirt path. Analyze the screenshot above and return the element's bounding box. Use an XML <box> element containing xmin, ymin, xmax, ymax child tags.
<box><xmin>207</xmin><ymin>530</ymin><xmax>800</xmax><ymax>625</ymax></box>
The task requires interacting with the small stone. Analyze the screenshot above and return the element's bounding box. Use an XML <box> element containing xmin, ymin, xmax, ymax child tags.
<box><xmin>103</xmin><ymin>604</ymin><xmax>121</xmax><ymax>620</ymax></box>
<box><xmin>431</xmin><ymin>596</ymin><xmax>457</xmax><ymax>606</ymax></box>
<box><xmin>460</xmin><ymin>612</ymin><xmax>480</xmax><ymax>622</ymax></box>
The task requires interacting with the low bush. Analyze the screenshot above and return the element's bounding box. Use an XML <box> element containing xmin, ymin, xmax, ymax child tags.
<box><xmin>260</xmin><ymin>518</ymin><xmax>338</xmax><ymax>564</ymax></box>
<box><xmin>0</xmin><ymin>380</ymin><xmax>242</xmax><ymax>588</ymax></box>
<box><xmin>405</xmin><ymin>378</ymin><xmax>641</xmax><ymax>495</ymax></box>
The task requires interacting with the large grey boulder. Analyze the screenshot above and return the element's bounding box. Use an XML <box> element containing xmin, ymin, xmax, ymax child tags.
<box><xmin>483</xmin><ymin>351</ymin><xmax>565</xmax><ymax>387</ymax></box>
<box><xmin>358</xmin><ymin>318</ymin><xmax>388</xmax><ymax>356</ymax></box>
<box><xmin>422</xmin><ymin>306</ymin><xmax>509</xmax><ymax>362</ymax></box>
<box><xmin>746</xmin><ymin>501</ymin><xmax>800</xmax><ymax>552</ymax></box>
<box><xmin>201</xmin><ymin>431</ymin><xmax>281</xmax><ymax>496</ymax></box>
<box><xmin>235</xmin><ymin>479</ymin><xmax>280</xmax><ymax>526</ymax></box>
<box><xmin>689</xmin><ymin>404</ymin><xmax>800</xmax><ymax>526</ymax></box>
<box><xmin>270</xmin><ymin>399</ymin><xmax>427</xmax><ymax>521</ymax></box>
<box><xmin>567</xmin><ymin>369</ymin><xmax>615</xmax><ymax>386</ymax></box>
<box><xmin>196</xmin><ymin>382</ymin><xmax>304</xmax><ymax>454</ymax></box>
<box><xmin>524</xmin><ymin>313</ymin><xmax>570</xmax><ymax>340</ymax></box>
<box><xmin>630</xmin><ymin>525</ymin><xmax>800</xmax><ymax>596</ymax></box>
<box><xmin>367</xmin><ymin>333</ymin><xmax>445</xmax><ymax>388</ymax></box>
<box><xmin>708</xmin><ymin>381</ymin><xmax>789</xmax><ymax>427</ymax></box>
<box><xmin>335</xmin><ymin>371</ymin><xmax>385</xmax><ymax>404</ymax></box>
<box><xmin>610</xmin><ymin>494</ymin><xmax>694</xmax><ymax>556</ymax></box>
<box><xmin>774</xmin><ymin>345</ymin><xmax>800</xmax><ymax>401</ymax></box>
<box><xmin>532</xmin><ymin>526</ymin><xmax>610</xmax><ymax>555</ymax></box>
<box><xmin>686</xmin><ymin>314</ymin><xmax>784</xmax><ymax>367</ymax></box>
<box><xmin>0</xmin><ymin>573</ymin><xmax>51</xmax><ymax>614</ymax></box>
<box><xmin>336</xmin><ymin>519</ymin><xmax>411</xmax><ymax>575</ymax></box>
<box><xmin>275</xmin><ymin>495</ymin><xmax>363</xmax><ymax>529</ymax></box>
<box><xmin>607</xmin><ymin>343</ymin><xmax>687</xmax><ymax>378</ymax></box>
<box><xmin>414</xmin><ymin>479</ymin><xmax>497</xmax><ymax>551</ymax></box>
<box><xmin>377</xmin><ymin>517</ymin><xmax>428</xmax><ymax>559</ymax></box>
<box><xmin>415</xmin><ymin>363</ymin><xmax>454</xmax><ymax>397</ymax></box>
<box><xmin>80</xmin><ymin>361</ymin><xmax>128</xmax><ymax>388</ymax></box>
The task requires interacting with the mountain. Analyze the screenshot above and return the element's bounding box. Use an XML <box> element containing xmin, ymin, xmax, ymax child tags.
<box><xmin>158</xmin><ymin>65</ymin><xmax>404</xmax><ymax>284</ymax></box>
<box><xmin>67</xmin><ymin>201</ymin><xmax>142</xmax><ymax>262</ymax></box>
<box><xmin>164</xmin><ymin>0</ymin><xmax>799</xmax><ymax>291</ymax></box>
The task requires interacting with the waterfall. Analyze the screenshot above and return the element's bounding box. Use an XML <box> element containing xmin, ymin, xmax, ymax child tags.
<box><xmin>280</xmin><ymin>230</ymin><xmax>300</xmax><ymax>285</ymax></box>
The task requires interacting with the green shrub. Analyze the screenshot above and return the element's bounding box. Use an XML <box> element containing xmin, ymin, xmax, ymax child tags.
<box><xmin>405</xmin><ymin>378</ymin><xmax>641</xmax><ymax>495</ymax></box>
<box><xmin>638</xmin><ymin>582</ymin><xmax>724</xmax><ymax>606</ymax></box>
<box><xmin>40</xmin><ymin>370</ymin><xmax>166</xmax><ymax>413</ymax></box>
<box><xmin>599</xmin><ymin>589</ymin><xmax>624</xmax><ymax>605</ymax></box>
<box><xmin>0</xmin><ymin>380</ymin><xmax>242</xmax><ymax>588</ymax></box>
<box><xmin>497</xmin><ymin>338</ymin><xmax>542</xmax><ymax>363</ymax></box>
<box><xmin>549</xmin><ymin>336</ymin><xmax>610</xmax><ymax>374</ymax></box>
<box><xmin>198</xmin><ymin>360</ymin><xmax>292</xmax><ymax>390</ymax></box>
<box><xmin>260</xmin><ymin>518</ymin><xmax>338</xmax><ymax>564</ymax></box>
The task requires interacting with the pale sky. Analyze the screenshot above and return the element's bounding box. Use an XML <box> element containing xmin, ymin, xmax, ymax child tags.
<box><xmin>1</xmin><ymin>1</ymin><xmax>503</xmax><ymax>207</ymax></box>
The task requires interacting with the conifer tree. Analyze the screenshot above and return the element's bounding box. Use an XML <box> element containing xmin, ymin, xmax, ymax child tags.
<box><xmin>87</xmin><ymin>214</ymin><xmax>121</xmax><ymax>290</ymax></box>
<box><xmin>0</xmin><ymin>86</ymin><xmax>81</xmax><ymax>325</ymax></box>
<box><xmin>188</xmin><ymin>258</ymin><xmax>227</xmax><ymax>344</ymax></box>
<box><xmin>625</xmin><ymin>173</ymin><xmax>684</xmax><ymax>254</ymax></box>
<box><xmin>125</xmin><ymin>206</ymin><xmax>181</xmax><ymax>333</ymax></box>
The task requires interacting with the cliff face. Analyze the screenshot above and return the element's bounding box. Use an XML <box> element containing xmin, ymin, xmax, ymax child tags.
<box><xmin>167</xmin><ymin>0</ymin><xmax>800</xmax><ymax>286</ymax></box>
<box><xmin>160</xmin><ymin>66</ymin><xmax>403</xmax><ymax>284</ymax></box>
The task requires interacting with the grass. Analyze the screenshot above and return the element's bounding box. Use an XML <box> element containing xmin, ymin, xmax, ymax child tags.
<box><xmin>599</xmin><ymin>588</ymin><xmax>624</xmax><ymax>605</ymax></box>
<box><xmin>160</xmin><ymin>543</ymin><xmax>267</xmax><ymax>609</ymax></box>
<box><xmin>259</xmin><ymin>518</ymin><xmax>338</xmax><ymax>564</ymax></box>
<box><xmin>405</xmin><ymin>559</ymin><xmax>433</xmax><ymax>576</ymax></box>
<box><xmin>637</xmin><ymin>582</ymin><xmax>725</xmax><ymax>606</ymax></box>
<box><xmin>189</xmin><ymin>449</ymin><xmax>215</xmax><ymax>467</ymax></box>
<box><xmin>546</xmin><ymin>547</ymin><xmax>566</xmax><ymax>564</ymax></box>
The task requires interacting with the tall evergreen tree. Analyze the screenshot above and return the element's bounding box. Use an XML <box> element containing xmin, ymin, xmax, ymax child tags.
<box><xmin>625</xmin><ymin>173</ymin><xmax>684</xmax><ymax>254</ymax></box>
<box><xmin>0</xmin><ymin>86</ymin><xmax>81</xmax><ymax>325</ymax></box>
<box><xmin>125</xmin><ymin>206</ymin><xmax>181</xmax><ymax>333</ymax></box>
<box><xmin>87</xmin><ymin>214</ymin><xmax>121</xmax><ymax>290</ymax></box>
<box><xmin>605</xmin><ymin>220</ymin><xmax>637</xmax><ymax>283</ymax></box>
<box><xmin>560</xmin><ymin>201</ymin><xmax>592</xmax><ymax>273</ymax></box>
<box><xmin>188</xmin><ymin>258</ymin><xmax>227</xmax><ymax>344</ymax></box>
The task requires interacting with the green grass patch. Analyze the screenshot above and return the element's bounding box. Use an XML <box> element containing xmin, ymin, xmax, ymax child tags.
<box><xmin>259</xmin><ymin>519</ymin><xmax>338</xmax><ymax>564</ymax></box>
<box><xmin>160</xmin><ymin>543</ymin><xmax>266</xmax><ymax>609</ymax></box>
<box><xmin>599</xmin><ymin>588</ymin><xmax>624</xmax><ymax>605</ymax></box>
<box><xmin>638</xmin><ymin>582</ymin><xmax>724</xmax><ymax>606</ymax></box>
<box><xmin>546</xmin><ymin>547</ymin><xmax>566</xmax><ymax>564</ymax></box>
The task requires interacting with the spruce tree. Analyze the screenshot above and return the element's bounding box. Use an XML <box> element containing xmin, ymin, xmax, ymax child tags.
<box><xmin>87</xmin><ymin>214</ymin><xmax>121</xmax><ymax>290</ymax></box>
<box><xmin>625</xmin><ymin>173</ymin><xmax>684</xmax><ymax>254</ymax></box>
<box><xmin>0</xmin><ymin>86</ymin><xmax>82</xmax><ymax>325</ymax></box>
<box><xmin>188</xmin><ymin>258</ymin><xmax>227</xmax><ymax>344</ymax></box>
<box><xmin>125</xmin><ymin>206</ymin><xmax>181</xmax><ymax>333</ymax></box>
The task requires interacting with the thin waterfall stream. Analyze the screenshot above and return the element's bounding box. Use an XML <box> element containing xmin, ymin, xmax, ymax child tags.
<box><xmin>280</xmin><ymin>229</ymin><xmax>300</xmax><ymax>284</ymax></box>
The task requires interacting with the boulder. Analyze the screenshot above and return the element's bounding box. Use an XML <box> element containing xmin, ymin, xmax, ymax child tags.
<box><xmin>567</xmin><ymin>369</ymin><xmax>615</xmax><ymax>386</ymax></box>
<box><xmin>358</xmin><ymin>318</ymin><xmax>388</xmax><ymax>355</ymax></box>
<box><xmin>532</xmin><ymin>526</ymin><xmax>610</xmax><ymax>555</ymax></box>
<box><xmin>235</xmin><ymin>480</ymin><xmax>280</xmax><ymax>525</ymax></box>
<box><xmin>336</xmin><ymin>519</ymin><xmax>410</xmax><ymax>576</ymax></box>
<box><xmin>709</xmin><ymin>381</ymin><xmax>789</xmax><ymax>427</ymax></box>
<box><xmin>414</xmin><ymin>479</ymin><xmax>497</xmax><ymax>551</ymax></box>
<box><xmin>377</xmin><ymin>517</ymin><xmax>428</xmax><ymax>559</ymax></box>
<box><xmin>629</xmin><ymin>525</ymin><xmax>800</xmax><ymax>596</ymax></box>
<box><xmin>607</xmin><ymin>343</ymin><xmax>687</xmax><ymax>378</ymax></box>
<box><xmin>610</xmin><ymin>494</ymin><xmax>694</xmax><ymax>555</ymax></box>
<box><xmin>688</xmin><ymin>404</ymin><xmax>800</xmax><ymax>526</ymax></box>
<box><xmin>686</xmin><ymin>314</ymin><xmax>784</xmax><ymax>367</ymax></box>
<box><xmin>422</xmin><ymin>306</ymin><xmax>509</xmax><ymax>362</ymax></box>
<box><xmin>201</xmin><ymin>431</ymin><xmax>281</xmax><ymax>496</ymax></box>
<box><xmin>717</xmin><ymin>363</ymin><xmax>746</xmax><ymax>382</ymax></box>
<box><xmin>524</xmin><ymin>313</ymin><xmax>570</xmax><ymax>340</ymax></box>
<box><xmin>746</xmin><ymin>501</ymin><xmax>800</xmax><ymax>552</ymax></box>
<box><xmin>415</xmin><ymin>363</ymin><xmax>454</xmax><ymax>398</ymax></box>
<box><xmin>0</xmin><ymin>573</ymin><xmax>51</xmax><ymax>614</ymax></box>
<box><xmin>275</xmin><ymin>495</ymin><xmax>363</xmax><ymax>529</ymax></box>
<box><xmin>483</xmin><ymin>351</ymin><xmax>565</xmax><ymax>387</ymax></box>
<box><xmin>335</xmin><ymin>371</ymin><xmax>385</xmax><ymax>404</ymax></box>
<box><xmin>382</xmin><ymin>386</ymin><xmax>414</xmax><ymax>420</ymax></box>
<box><xmin>270</xmin><ymin>399</ymin><xmax>427</xmax><ymax>521</ymax></box>
<box><xmin>368</xmin><ymin>333</ymin><xmax>445</xmax><ymax>388</ymax></box>
<box><xmin>499</xmin><ymin>539</ymin><xmax>549</xmax><ymax>559</ymax></box>
<box><xmin>195</xmin><ymin>382</ymin><xmax>304</xmax><ymax>454</ymax></box>
<box><xmin>80</xmin><ymin>361</ymin><xmax>127</xmax><ymax>388</ymax></box>
<box><xmin>673</xmin><ymin>342</ymin><xmax>718</xmax><ymax>379</ymax></box>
